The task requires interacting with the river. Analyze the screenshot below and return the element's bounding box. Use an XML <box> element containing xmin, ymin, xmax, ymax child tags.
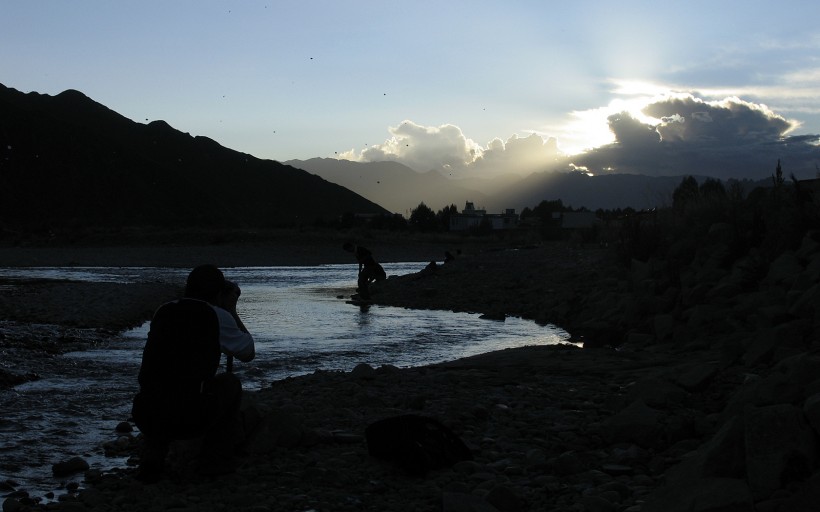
<box><xmin>0</xmin><ymin>263</ymin><xmax>569</xmax><ymax>500</ymax></box>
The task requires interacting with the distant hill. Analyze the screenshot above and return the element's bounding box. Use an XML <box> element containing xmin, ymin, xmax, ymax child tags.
<box><xmin>492</xmin><ymin>170</ymin><xmax>768</xmax><ymax>211</ymax></box>
<box><xmin>0</xmin><ymin>84</ymin><xmax>389</xmax><ymax>233</ymax></box>
<box><xmin>285</xmin><ymin>158</ymin><xmax>493</xmax><ymax>215</ymax></box>
<box><xmin>491</xmin><ymin>171</ymin><xmax>686</xmax><ymax>211</ymax></box>
<box><xmin>287</xmin><ymin>157</ymin><xmax>751</xmax><ymax>214</ymax></box>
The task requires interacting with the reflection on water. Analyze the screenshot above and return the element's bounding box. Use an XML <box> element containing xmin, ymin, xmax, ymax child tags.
<box><xmin>0</xmin><ymin>264</ymin><xmax>568</xmax><ymax>499</ymax></box>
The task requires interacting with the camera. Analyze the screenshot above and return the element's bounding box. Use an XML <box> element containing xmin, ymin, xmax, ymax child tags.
<box><xmin>222</xmin><ymin>280</ymin><xmax>240</xmax><ymax>297</ymax></box>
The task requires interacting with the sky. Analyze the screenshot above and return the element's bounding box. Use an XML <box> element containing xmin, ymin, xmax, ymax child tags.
<box><xmin>3</xmin><ymin>0</ymin><xmax>820</xmax><ymax>181</ymax></box>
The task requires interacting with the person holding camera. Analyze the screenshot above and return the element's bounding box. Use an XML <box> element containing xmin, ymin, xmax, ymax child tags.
<box><xmin>132</xmin><ymin>264</ymin><xmax>255</xmax><ymax>482</ymax></box>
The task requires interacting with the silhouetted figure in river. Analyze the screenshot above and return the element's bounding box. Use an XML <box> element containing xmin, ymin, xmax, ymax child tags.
<box><xmin>132</xmin><ymin>264</ymin><xmax>256</xmax><ymax>482</ymax></box>
<box><xmin>444</xmin><ymin>251</ymin><xmax>455</xmax><ymax>263</ymax></box>
<box><xmin>343</xmin><ymin>242</ymin><xmax>386</xmax><ymax>300</ymax></box>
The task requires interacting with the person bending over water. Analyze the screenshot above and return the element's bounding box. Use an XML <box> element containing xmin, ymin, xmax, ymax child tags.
<box><xmin>343</xmin><ymin>242</ymin><xmax>386</xmax><ymax>300</ymax></box>
<box><xmin>132</xmin><ymin>264</ymin><xmax>255</xmax><ymax>482</ymax></box>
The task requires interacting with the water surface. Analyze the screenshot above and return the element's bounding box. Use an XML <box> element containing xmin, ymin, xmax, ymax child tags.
<box><xmin>0</xmin><ymin>263</ymin><xmax>568</xmax><ymax>499</ymax></box>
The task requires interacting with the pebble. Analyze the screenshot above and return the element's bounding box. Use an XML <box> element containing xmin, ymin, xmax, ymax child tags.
<box><xmin>51</xmin><ymin>457</ymin><xmax>89</xmax><ymax>477</ymax></box>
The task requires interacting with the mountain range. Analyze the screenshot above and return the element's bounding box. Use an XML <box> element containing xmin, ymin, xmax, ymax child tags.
<box><xmin>0</xmin><ymin>84</ymin><xmax>388</xmax><ymax>233</ymax></box>
<box><xmin>287</xmin><ymin>158</ymin><xmax>765</xmax><ymax>214</ymax></box>
<box><xmin>1</xmin><ymin>83</ymin><xmax>771</xmax><ymax>234</ymax></box>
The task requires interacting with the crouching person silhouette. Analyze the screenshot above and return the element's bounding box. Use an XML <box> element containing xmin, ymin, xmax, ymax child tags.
<box><xmin>132</xmin><ymin>264</ymin><xmax>255</xmax><ymax>482</ymax></box>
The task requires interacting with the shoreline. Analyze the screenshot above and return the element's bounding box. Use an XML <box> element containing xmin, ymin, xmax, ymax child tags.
<box><xmin>3</xmin><ymin>233</ymin><xmax>820</xmax><ymax>511</ymax></box>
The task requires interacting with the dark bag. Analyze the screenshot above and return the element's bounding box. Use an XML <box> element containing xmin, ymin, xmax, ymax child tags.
<box><xmin>365</xmin><ymin>414</ymin><xmax>472</xmax><ymax>475</ymax></box>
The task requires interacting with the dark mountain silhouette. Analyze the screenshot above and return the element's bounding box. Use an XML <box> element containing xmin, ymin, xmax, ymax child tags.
<box><xmin>491</xmin><ymin>171</ymin><xmax>692</xmax><ymax>211</ymax></box>
<box><xmin>0</xmin><ymin>84</ymin><xmax>389</xmax><ymax>232</ymax></box>
<box><xmin>284</xmin><ymin>158</ymin><xmax>491</xmax><ymax>215</ymax></box>
<box><xmin>287</xmin><ymin>157</ymin><xmax>760</xmax><ymax>214</ymax></box>
<box><xmin>491</xmin><ymin>169</ymin><xmax>768</xmax><ymax>211</ymax></box>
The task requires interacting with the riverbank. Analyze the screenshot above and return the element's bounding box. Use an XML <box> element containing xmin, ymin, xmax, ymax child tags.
<box><xmin>2</xmin><ymin>232</ymin><xmax>820</xmax><ymax>512</ymax></box>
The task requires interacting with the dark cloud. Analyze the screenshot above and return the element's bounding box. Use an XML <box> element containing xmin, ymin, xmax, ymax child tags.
<box><xmin>647</xmin><ymin>95</ymin><xmax>792</xmax><ymax>144</ymax></box>
<box><xmin>573</xmin><ymin>95</ymin><xmax>820</xmax><ymax>180</ymax></box>
<box><xmin>345</xmin><ymin>94</ymin><xmax>820</xmax><ymax>183</ymax></box>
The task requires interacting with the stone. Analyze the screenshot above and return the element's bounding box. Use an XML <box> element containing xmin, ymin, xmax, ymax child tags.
<box><xmin>625</xmin><ymin>376</ymin><xmax>687</xmax><ymax>408</ymax></box>
<box><xmin>485</xmin><ymin>485</ymin><xmax>524</xmax><ymax>512</ymax></box>
<box><xmin>764</xmin><ymin>251</ymin><xmax>802</xmax><ymax>287</ymax></box>
<box><xmin>803</xmin><ymin>393</ymin><xmax>820</xmax><ymax>435</ymax></box>
<box><xmin>642</xmin><ymin>477</ymin><xmax>752</xmax><ymax>512</ymax></box>
<box><xmin>744</xmin><ymin>403</ymin><xmax>816</xmax><ymax>500</ymax></box>
<box><xmin>2</xmin><ymin>498</ymin><xmax>23</xmax><ymax>512</ymax></box>
<box><xmin>441</xmin><ymin>492</ymin><xmax>499</xmax><ymax>512</ymax></box>
<box><xmin>350</xmin><ymin>363</ymin><xmax>376</xmax><ymax>379</ymax></box>
<box><xmin>600</xmin><ymin>400</ymin><xmax>663</xmax><ymax>448</ymax></box>
<box><xmin>114</xmin><ymin>421</ymin><xmax>132</xmax><ymax>433</ymax></box>
<box><xmin>652</xmin><ymin>314</ymin><xmax>676</xmax><ymax>342</ymax></box>
<box><xmin>51</xmin><ymin>456</ymin><xmax>89</xmax><ymax>477</ymax></box>
<box><xmin>672</xmin><ymin>363</ymin><xmax>719</xmax><ymax>392</ymax></box>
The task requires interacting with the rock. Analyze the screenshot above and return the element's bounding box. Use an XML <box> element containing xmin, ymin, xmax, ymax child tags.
<box><xmin>114</xmin><ymin>421</ymin><xmax>132</xmax><ymax>433</ymax></box>
<box><xmin>652</xmin><ymin>314</ymin><xmax>676</xmax><ymax>342</ymax></box>
<box><xmin>600</xmin><ymin>400</ymin><xmax>663</xmax><ymax>448</ymax></box>
<box><xmin>643</xmin><ymin>477</ymin><xmax>752</xmax><ymax>512</ymax></box>
<box><xmin>743</xmin><ymin>329</ymin><xmax>778</xmax><ymax>368</ymax></box>
<box><xmin>580</xmin><ymin>495</ymin><xmax>616</xmax><ymax>512</ymax></box>
<box><xmin>485</xmin><ymin>485</ymin><xmax>524</xmax><ymax>512</ymax></box>
<box><xmin>441</xmin><ymin>492</ymin><xmax>499</xmax><ymax>512</ymax></box>
<box><xmin>350</xmin><ymin>363</ymin><xmax>376</xmax><ymax>379</ymax></box>
<box><xmin>744</xmin><ymin>404</ymin><xmax>816</xmax><ymax>500</ymax></box>
<box><xmin>803</xmin><ymin>392</ymin><xmax>820</xmax><ymax>435</ymax></box>
<box><xmin>667</xmin><ymin>414</ymin><xmax>746</xmax><ymax>482</ymax></box>
<box><xmin>672</xmin><ymin>363</ymin><xmax>719</xmax><ymax>392</ymax></box>
<box><xmin>625</xmin><ymin>377</ymin><xmax>686</xmax><ymax>408</ymax></box>
<box><xmin>778</xmin><ymin>470</ymin><xmax>820</xmax><ymax>512</ymax></box>
<box><xmin>764</xmin><ymin>251</ymin><xmax>802</xmax><ymax>287</ymax></box>
<box><xmin>2</xmin><ymin>498</ymin><xmax>24</xmax><ymax>512</ymax></box>
<box><xmin>51</xmin><ymin>456</ymin><xmax>89</xmax><ymax>476</ymax></box>
<box><xmin>250</xmin><ymin>410</ymin><xmax>303</xmax><ymax>450</ymax></box>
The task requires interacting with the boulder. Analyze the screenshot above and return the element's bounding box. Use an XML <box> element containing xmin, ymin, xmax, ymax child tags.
<box><xmin>744</xmin><ymin>404</ymin><xmax>816</xmax><ymax>500</ymax></box>
<box><xmin>672</xmin><ymin>363</ymin><xmax>719</xmax><ymax>392</ymax></box>
<box><xmin>625</xmin><ymin>377</ymin><xmax>687</xmax><ymax>408</ymax></box>
<box><xmin>764</xmin><ymin>251</ymin><xmax>802</xmax><ymax>287</ymax></box>
<box><xmin>52</xmin><ymin>456</ymin><xmax>89</xmax><ymax>476</ymax></box>
<box><xmin>802</xmin><ymin>392</ymin><xmax>820</xmax><ymax>436</ymax></box>
<box><xmin>600</xmin><ymin>400</ymin><xmax>664</xmax><ymax>448</ymax></box>
<box><xmin>642</xmin><ymin>477</ymin><xmax>752</xmax><ymax>512</ymax></box>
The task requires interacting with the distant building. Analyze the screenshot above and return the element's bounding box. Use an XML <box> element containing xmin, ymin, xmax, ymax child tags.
<box><xmin>449</xmin><ymin>201</ymin><xmax>519</xmax><ymax>231</ymax></box>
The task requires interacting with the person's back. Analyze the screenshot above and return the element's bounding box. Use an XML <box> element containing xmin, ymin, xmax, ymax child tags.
<box><xmin>133</xmin><ymin>298</ymin><xmax>221</xmax><ymax>440</ymax></box>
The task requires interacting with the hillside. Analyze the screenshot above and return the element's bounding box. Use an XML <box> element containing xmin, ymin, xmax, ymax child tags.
<box><xmin>0</xmin><ymin>84</ymin><xmax>389</xmax><ymax>234</ymax></box>
<box><xmin>284</xmin><ymin>158</ymin><xmax>492</xmax><ymax>215</ymax></box>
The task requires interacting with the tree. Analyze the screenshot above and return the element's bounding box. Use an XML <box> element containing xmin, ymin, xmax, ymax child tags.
<box><xmin>672</xmin><ymin>176</ymin><xmax>699</xmax><ymax>211</ymax></box>
<box><xmin>436</xmin><ymin>204</ymin><xmax>458</xmax><ymax>231</ymax></box>
<box><xmin>772</xmin><ymin>159</ymin><xmax>785</xmax><ymax>187</ymax></box>
<box><xmin>409</xmin><ymin>202</ymin><xmax>438</xmax><ymax>231</ymax></box>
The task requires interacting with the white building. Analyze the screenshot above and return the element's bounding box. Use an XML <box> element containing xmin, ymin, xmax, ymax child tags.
<box><xmin>449</xmin><ymin>202</ymin><xmax>519</xmax><ymax>231</ymax></box>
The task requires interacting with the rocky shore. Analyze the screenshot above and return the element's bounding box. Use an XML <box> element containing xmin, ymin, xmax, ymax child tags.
<box><xmin>2</xmin><ymin>232</ymin><xmax>820</xmax><ymax>512</ymax></box>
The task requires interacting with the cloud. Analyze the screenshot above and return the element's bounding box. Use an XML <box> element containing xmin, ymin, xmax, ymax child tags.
<box><xmin>343</xmin><ymin>120</ymin><xmax>482</xmax><ymax>173</ymax></box>
<box><xmin>340</xmin><ymin>93</ymin><xmax>820</xmax><ymax>182</ymax></box>
<box><xmin>646</xmin><ymin>94</ymin><xmax>793</xmax><ymax>144</ymax></box>
<box><xmin>573</xmin><ymin>94</ymin><xmax>820</xmax><ymax>179</ymax></box>
<box><xmin>470</xmin><ymin>133</ymin><xmax>563</xmax><ymax>176</ymax></box>
<box><xmin>341</xmin><ymin>120</ymin><xmax>562</xmax><ymax>178</ymax></box>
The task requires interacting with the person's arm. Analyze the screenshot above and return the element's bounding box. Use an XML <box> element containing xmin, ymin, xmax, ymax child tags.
<box><xmin>213</xmin><ymin>306</ymin><xmax>255</xmax><ymax>362</ymax></box>
<box><xmin>214</xmin><ymin>283</ymin><xmax>255</xmax><ymax>362</ymax></box>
